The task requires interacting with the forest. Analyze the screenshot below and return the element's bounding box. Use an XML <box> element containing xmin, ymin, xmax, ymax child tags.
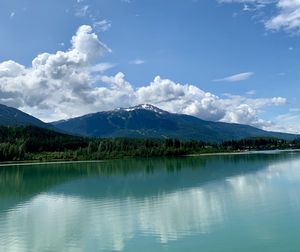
<box><xmin>0</xmin><ymin>125</ymin><xmax>299</xmax><ymax>162</ymax></box>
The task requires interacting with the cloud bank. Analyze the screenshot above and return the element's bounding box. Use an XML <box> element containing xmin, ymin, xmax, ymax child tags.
<box><xmin>0</xmin><ymin>25</ymin><xmax>293</xmax><ymax>132</ymax></box>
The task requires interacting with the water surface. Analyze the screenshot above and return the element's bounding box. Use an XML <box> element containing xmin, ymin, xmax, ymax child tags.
<box><xmin>1</xmin><ymin>151</ymin><xmax>300</xmax><ymax>251</ymax></box>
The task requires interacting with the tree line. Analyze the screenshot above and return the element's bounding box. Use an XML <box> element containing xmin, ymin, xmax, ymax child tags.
<box><xmin>0</xmin><ymin>125</ymin><xmax>299</xmax><ymax>162</ymax></box>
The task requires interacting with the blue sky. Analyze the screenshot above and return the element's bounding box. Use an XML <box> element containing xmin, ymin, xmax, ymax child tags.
<box><xmin>0</xmin><ymin>0</ymin><xmax>300</xmax><ymax>133</ymax></box>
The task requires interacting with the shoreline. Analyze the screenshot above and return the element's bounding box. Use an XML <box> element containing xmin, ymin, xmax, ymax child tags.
<box><xmin>187</xmin><ymin>148</ymin><xmax>300</xmax><ymax>157</ymax></box>
<box><xmin>0</xmin><ymin>149</ymin><xmax>300</xmax><ymax>167</ymax></box>
<box><xmin>186</xmin><ymin>151</ymin><xmax>249</xmax><ymax>157</ymax></box>
<box><xmin>0</xmin><ymin>159</ymin><xmax>105</xmax><ymax>167</ymax></box>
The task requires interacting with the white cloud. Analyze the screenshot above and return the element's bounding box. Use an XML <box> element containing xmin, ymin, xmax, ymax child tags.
<box><xmin>218</xmin><ymin>0</ymin><xmax>300</xmax><ymax>34</ymax></box>
<box><xmin>136</xmin><ymin>76</ymin><xmax>226</xmax><ymax>122</ymax></box>
<box><xmin>129</xmin><ymin>59</ymin><xmax>145</xmax><ymax>65</ymax></box>
<box><xmin>0</xmin><ymin>25</ymin><xmax>111</xmax><ymax>121</ymax></box>
<box><xmin>246</xmin><ymin>89</ymin><xmax>256</xmax><ymax>95</ymax></box>
<box><xmin>217</xmin><ymin>94</ymin><xmax>286</xmax><ymax>128</ymax></box>
<box><xmin>93</xmin><ymin>19</ymin><xmax>112</xmax><ymax>32</ymax></box>
<box><xmin>90</xmin><ymin>63</ymin><xmax>115</xmax><ymax>73</ymax></box>
<box><xmin>0</xmin><ymin>25</ymin><xmax>295</xmax><ymax>133</ymax></box>
<box><xmin>265</xmin><ymin>0</ymin><xmax>300</xmax><ymax>33</ymax></box>
<box><xmin>219</xmin><ymin>1</ymin><xmax>269</xmax><ymax>11</ymax></box>
<box><xmin>272</xmin><ymin>109</ymin><xmax>300</xmax><ymax>133</ymax></box>
<box><xmin>213</xmin><ymin>72</ymin><xmax>254</xmax><ymax>82</ymax></box>
<box><xmin>9</xmin><ymin>12</ymin><xmax>15</xmax><ymax>19</ymax></box>
<box><xmin>243</xmin><ymin>4</ymin><xmax>256</xmax><ymax>11</ymax></box>
<box><xmin>218</xmin><ymin>0</ymin><xmax>274</xmax><ymax>5</ymax></box>
<box><xmin>0</xmin><ymin>60</ymin><xmax>25</xmax><ymax>77</ymax></box>
<box><xmin>75</xmin><ymin>4</ymin><xmax>89</xmax><ymax>17</ymax></box>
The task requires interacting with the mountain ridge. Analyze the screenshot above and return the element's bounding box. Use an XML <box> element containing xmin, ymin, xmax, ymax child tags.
<box><xmin>0</xmin><ymin>103</ymin><xmax>297</xmax><ymax>142</ymax></box>
<box><xmin>51</xmin><ymin>104</ymin><xmax>299</xmax><ymax>142</ymax></box>
<box><xmin>0</xmin><ymin>104</ymin><xmax>55</xmax><ymax>130</ymax></box>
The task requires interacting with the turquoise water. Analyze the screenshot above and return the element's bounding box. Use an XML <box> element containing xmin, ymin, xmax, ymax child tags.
<box><xmin>1</xmin><ymin>151</ymin><xmax>300</xmax><ymax>251</ymax></box>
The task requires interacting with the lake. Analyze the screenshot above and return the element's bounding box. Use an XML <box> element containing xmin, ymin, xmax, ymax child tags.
<box><xmin>1</xmin><ymin>151</ymin><xmax>300</xmax><ymax>251</ymax></box>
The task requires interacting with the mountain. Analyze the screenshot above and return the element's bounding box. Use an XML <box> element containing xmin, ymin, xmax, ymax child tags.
<box><xmin>52</xmin><ymin>104</ymin><xmax>299</xmax><ymax>142</ymax></box>
<box><xmin>0</xmin><ymin>104</ymin><xmax>54</xmax><ymax>130</ymax></box>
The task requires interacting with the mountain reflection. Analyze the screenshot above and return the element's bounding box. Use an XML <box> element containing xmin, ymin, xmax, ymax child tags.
<box><xmin>1</xmin><ymin>151</ymin><xmax>300</xmax><ymax>251</ymax></box>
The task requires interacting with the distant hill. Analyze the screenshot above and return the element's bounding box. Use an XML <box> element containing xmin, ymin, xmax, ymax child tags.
<box><xmin>0</xmin><ymin>104</ymin><xmax>55</xmax><ymax>130</ymax></box>
<box><xmin>52</xmin><ymin>104</ymin><xmax>299</xmax><ymax>142</ymax></box>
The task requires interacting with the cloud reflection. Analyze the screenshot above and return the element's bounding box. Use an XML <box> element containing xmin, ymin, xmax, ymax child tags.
<box><xmin>1</xmin><ymin>153</ymin><xmax>300</xmax><ymax>251</ymax></box>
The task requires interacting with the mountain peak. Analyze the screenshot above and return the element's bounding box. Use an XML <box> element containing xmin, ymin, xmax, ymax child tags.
<box><xmin>53</xmin><ymin>103</ymin><xmax>299</xmax><ymax>141</ymax></box>
<box><xmin>116</xmin><ymin>104</ymin><xmax>167</xmax><ymax>114</ymax></box>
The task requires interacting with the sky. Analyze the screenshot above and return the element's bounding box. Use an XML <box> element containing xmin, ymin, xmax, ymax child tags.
<box><xmin>0</xmin><ymin>0</ymin><xmax>300</xmax><ymax>133</ymax></box>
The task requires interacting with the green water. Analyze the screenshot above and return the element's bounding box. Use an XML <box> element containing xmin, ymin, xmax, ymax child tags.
<box><xmin>1</xmin><ymin>151</ymin><xmax>300</xmax><ymax>251</ymax></box>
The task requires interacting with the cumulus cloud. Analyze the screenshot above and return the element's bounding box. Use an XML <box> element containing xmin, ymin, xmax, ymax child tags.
<box><xmin>0</xmin><ymin>25</ymin><xmax>111</xmax><ymax>120</ymax></box>
<box><xmin>0</xmin><ymin>60</ymin><xmax>25</xmax><ymax>77</ymax></box>
<box><xmin>218</xmin><ymin>94</ymin><xmax>286</xmax><ymax>128</ymax></box>
<box><xmin>71</xmin><ymin>25</ymin><xmax>111</xmax><ymax>60</ymax></box>
<box><xmin>0</xmin><ymin>25</ymin><xmax>292</xmax><ymax>132</ymax></box>
<box><xmin>213</xmin><ymin>72</ymin><xmax>254</xmax><ymax>82</ymax></box>
<box><xmin>136</xmin><ymin>76</ymin><xmax>226</xmax><ymax>122</ymax></box>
